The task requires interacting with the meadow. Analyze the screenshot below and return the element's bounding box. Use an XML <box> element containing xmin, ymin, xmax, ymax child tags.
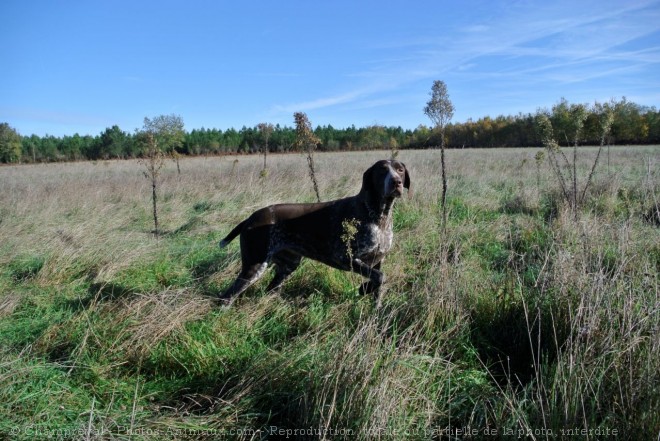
<box><xmin>0</xmin><ymin>147</ymin><xmax>658</xmax><ymax>440</ymax></box>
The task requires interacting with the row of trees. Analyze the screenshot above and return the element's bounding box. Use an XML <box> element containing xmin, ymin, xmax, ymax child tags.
<box><xmin>1</xmin><ymin>97</ymin><xmax>659</xmax><ymax>164</ymax></box>
<box><xmin>446</xmin><ymin>97</ymin><xmax>659</xmax><ymax>148</ymax></box>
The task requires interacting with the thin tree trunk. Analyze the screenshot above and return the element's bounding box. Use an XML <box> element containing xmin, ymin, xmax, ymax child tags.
<box><xmin>573</xmin><ymin>141</ymin><xmax>578</xmax><ymax>220</ymax></box>
<box><xmin>152</xmin><ymin>177</ymin><xmax>159</xmax><ymax>235</ymax></box>
<box><xmin>537</xmin><ymin>162</ymin><xmax>541</xmax><ymax>200</ymax></box>
<box><xmin>440</xmin><ymin>131</ymin><xmax>448</xmax><ymax>231</ymax></box>
<box><xmin>307</xmin><ymin>146</ymin><xmax>321</xmax><ymax>203</ymax></box>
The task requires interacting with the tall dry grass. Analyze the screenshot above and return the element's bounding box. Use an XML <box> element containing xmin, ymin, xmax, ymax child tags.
<box><xmin>0</xmin><ymin>147</ymin><xmax>658</xmax><ymax>439</ymax></box>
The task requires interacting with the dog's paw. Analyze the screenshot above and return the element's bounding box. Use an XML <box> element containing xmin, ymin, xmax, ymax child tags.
<box><xmin>358</xmin><ymin>281</ymin><xmax>373</xmax><ymax>295</ymax></box>
<box><xmin>215</xmin><ymin>295</ymin><xmax>234</xmax><ymax>309</ymax></box>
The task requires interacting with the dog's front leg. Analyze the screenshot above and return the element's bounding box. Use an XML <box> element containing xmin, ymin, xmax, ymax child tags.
<box><xmin>350</xmin><ymin>259</ymin><xmax>384</xmax><ymax>302</ymax></box>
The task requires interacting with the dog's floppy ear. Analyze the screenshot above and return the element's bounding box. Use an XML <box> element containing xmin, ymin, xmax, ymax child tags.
<box><xmin>398</xmin><ymin>161</ymin><xmax>412</xmax><ymax>197</ymax></box>
<box><xmin>361</xmin><ymin>163</ymin><xmax>376</xmax><ymax>194</ymax></box>
<box><xmin>401</xmin><ymin>162</ymin><xmax>411</xmax><ymax>190</ymax></box>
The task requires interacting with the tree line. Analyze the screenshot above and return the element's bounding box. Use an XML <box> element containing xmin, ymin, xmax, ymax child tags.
<box><xmin>1</xmin><ymin>97</ymin><xmax>658</xmax><ymax>164</ymax></box>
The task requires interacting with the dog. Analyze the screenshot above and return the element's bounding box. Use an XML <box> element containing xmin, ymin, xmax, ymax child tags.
<box><xmin>218</xmin><ymin>159</ymin><xmax>410</xmax><ymax>305</ymax></box>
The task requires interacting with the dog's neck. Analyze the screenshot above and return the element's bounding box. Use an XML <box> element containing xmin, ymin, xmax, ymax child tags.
<box><xmin>361</xmin><ymin>191</ymin><xmax>395</xmax><ymax>226</ymax></box>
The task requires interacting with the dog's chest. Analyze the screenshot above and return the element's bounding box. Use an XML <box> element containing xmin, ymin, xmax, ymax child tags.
<box><xmin>355</xmin><ymin>218</ymin><xmax>393</xmax><ymax>264</ymax></box>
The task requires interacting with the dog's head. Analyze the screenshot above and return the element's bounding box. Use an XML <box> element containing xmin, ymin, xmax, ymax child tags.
<box><xmin>362</xmin><ymin>159</ymin><xmax>411</xmax><ymax>200</ymax></box>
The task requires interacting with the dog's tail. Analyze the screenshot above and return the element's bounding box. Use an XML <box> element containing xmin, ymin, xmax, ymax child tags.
<box><xmin>219</xmin><ymin>220</ymin><xmax>246</xmax><ymax>248</ymax></box>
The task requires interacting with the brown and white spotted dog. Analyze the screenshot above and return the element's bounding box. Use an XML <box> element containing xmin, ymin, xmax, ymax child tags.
<box><xmin>218</xmin><ymin>159</ymin><xmax>411</xmax><ymax>305</ymax></box>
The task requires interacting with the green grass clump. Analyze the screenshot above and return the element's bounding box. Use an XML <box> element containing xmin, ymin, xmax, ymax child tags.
<box><xmin>0</xmin><ymin>353</ymin><xmax>93</xmax><ymax>439</ymax></box>
<box><xmin>6</xmin><ymin>254</ymin><xmax>46</xmax><ymax>281</ymax></box>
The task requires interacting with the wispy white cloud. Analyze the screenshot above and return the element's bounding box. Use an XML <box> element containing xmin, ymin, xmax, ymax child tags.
<box><xmin>272</xmin><ymin>89</ymin><xmax>368</xmax><ymax>113</ymax></box>
<box><xmin>248</xmin><ymin>72</ymin><xmax>302</xmax><ymax>78</ymax></box>
<box><xmin>464</xmin><ymin>25</ymin><xmax>490</xmax><ymax>33</ymax></box>
<box><xmin>121</xmin><ymin>75</ymin><xmax>143</xmax><ymax>83</ymax></box>
<box><xmin>546</xmin><ymin>64</ymin><xmax>647</xmax><ymax>84</ymax></box>
<box><xmin>271</xmin><ymin>0</ymin><xmax>660</xmax><ymax>118</ymax></box>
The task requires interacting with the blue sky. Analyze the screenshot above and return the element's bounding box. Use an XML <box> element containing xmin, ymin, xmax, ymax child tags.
<box><xmin>2</xmin><ymin>0</ymin><xmax>659</xmax><ymax>137</ymax></box>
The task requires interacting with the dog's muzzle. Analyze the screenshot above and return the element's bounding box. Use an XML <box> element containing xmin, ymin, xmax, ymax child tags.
<box><xmin>385</xmin><ymin>176</ymin><xmax>404</xmax><ymax>197</ymax></box>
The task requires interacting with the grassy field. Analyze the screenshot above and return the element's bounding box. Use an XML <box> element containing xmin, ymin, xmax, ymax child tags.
<box><xmin>0</xmin><ymin>147</ymin><xmax>658</xmax><ymax>440</ymax></box>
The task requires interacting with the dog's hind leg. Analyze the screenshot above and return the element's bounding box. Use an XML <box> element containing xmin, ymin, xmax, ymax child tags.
<box><xmin>266</xmin><ymin>250</ymin><xmax>301</xmax><ymax>293</ymax></box>
<box><xmin>219</xmin><ymin>262</ymin><xmax>268</xmax><ymax>305</ymax></box>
